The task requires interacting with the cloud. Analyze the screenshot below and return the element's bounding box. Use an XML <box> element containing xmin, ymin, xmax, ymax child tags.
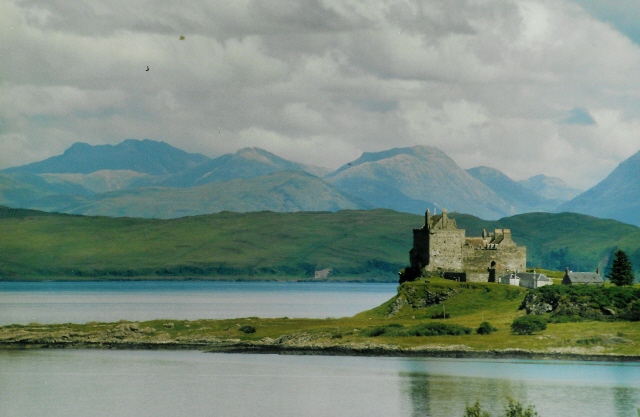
<box><xmin>2</xmin><ymin>0</ymin><xmax>640</xmax><ymax>190</ymax></box>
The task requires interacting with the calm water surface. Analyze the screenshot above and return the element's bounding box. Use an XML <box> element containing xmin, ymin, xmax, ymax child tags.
<box><xmin>0</xmin><ymin>281</ymin><xmax>397</xmax><ymax>325</ymax></box>
<box><xmin>1</xmin><ymin>350</ymin><xmax>639</xmax><ymax>417</ymax></box>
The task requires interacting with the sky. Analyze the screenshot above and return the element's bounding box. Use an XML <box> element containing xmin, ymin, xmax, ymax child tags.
<box><xmin>2</xmin><ymin>0</ymin><xmax>640</xmax><ymax>190</ymax></box>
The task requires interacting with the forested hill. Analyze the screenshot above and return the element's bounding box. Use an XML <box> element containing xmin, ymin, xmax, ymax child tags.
<box><xmin>0</xmin><ymin>207</ymin><xmax>638</xmax><ymax>281</ymax></box>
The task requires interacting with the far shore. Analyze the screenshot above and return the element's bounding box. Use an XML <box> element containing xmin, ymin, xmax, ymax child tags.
<box><xmin>2</xmin><ymin>338</ymin><xmax>640</xmax><ymax>362</ymax></box>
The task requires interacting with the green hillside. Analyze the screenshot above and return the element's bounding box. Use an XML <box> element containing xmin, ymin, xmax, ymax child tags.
<box><xmin>0</xmin><ymin>207</ymin><xmax>417</xmax><ymax>281</ymax></box>
<box><xmin>0</xmin><ymin>207</ymin><xmax>639</xmax><ymax>281</ymax></box>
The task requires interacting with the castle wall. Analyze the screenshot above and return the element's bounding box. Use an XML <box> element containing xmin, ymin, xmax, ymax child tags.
<box><xmin>461</xmin><ymin>246</ymin><xmax>526</xmax><ymax>282</ymax></box>
<box><xmin>462</xmin><ymin>246</ymin><xmax>526</xmax><ymax>272</ymax></box>
<box><xmin>466</xmin><ymin>272</ymin><xmax>490</xmax><ymax>283</ymax></box>
<box><xmin>425</xmin><ymin>229</ymin><xmax>465</xmax><ymax>272</ymax></box>
<box><xmin>409</xmin><ymin>229</ymin><xmax>430</xmax><ymax>270</ymax></box>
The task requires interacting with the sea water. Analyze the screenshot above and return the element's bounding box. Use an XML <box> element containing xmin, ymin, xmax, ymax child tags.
<box><xmin>0</xmin><ymin>350</ymin><xmax>638</xmax><ymax>417</ymax></box>
<box><xmin>0</xmin><ymin>281</ymin><xmax>397</xmax><ymax>325</ymax></box>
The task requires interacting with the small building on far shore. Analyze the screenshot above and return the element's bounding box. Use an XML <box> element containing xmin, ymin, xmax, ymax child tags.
<box><xmin>562</xmin><ymin>267</ymin><xmax>604</xmax><ymax>286</ymax></box>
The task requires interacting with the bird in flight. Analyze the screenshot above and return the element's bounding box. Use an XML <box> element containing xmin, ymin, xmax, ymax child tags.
<box><xmin>146</xmin><ymin>66</ymin><xmax>149</xmax><ymax>71</ymax></box>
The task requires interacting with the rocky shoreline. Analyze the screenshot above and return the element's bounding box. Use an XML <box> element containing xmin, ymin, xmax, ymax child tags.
<box><xmin>2</xmin><ymin>328</ymin><xmax>639</xmax><ymax>362</ymax></box>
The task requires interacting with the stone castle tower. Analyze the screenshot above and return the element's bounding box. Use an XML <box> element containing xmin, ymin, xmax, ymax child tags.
<box><xmin>403</xmin><ymin>208</ymin><xmax>526</xmax><ymax>283</ymax></box>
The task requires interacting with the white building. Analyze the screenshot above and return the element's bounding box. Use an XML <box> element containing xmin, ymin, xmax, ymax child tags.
<box><xmin>498</xmin><ymin>271</ymin><xmax>552</xmax><ymax>289</ymax></box>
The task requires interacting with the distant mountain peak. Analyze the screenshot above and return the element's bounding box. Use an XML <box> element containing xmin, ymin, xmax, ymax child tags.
<box><xmin>467</xmin><ymin>166</ymin><xmax>559</xmax><ymax>212</ymax></box>
<box><xmin>234</xmin><ymin>147</ymin><xmax>285</xmax><ymax>165</ymax></box>
<box><xmin>3</xmin><ymin>139</ymin><xmax>210</xmax><ymax>176</ymax></box>
<box><xmin>330</xmin><ymin>145</ymin><xmax>450</xmax><ymax>176</ymax></box>
<box><xmin>519</xmin><ymin>174</ymin><xmax>582</xmax><ymax>202</ymax></box>
<box><xmin>467</xmin><ymin>166</ymin><xmax>512</xmax><ymax>180</ymax></box>
<box><xmin>560</xmin><ymin>148</ymin><xmax>640</xmax><ymax>226</ymax></box>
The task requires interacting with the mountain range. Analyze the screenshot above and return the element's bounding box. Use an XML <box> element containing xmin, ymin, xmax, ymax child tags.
<box><xmin>1</xmin><ymin>138</ymin><xmax>637</xmax><ymax>226</ymax></box>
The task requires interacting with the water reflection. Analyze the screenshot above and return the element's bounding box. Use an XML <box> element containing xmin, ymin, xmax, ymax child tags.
<box><xmin>614</xmin><ymin>387</ymin><xmax>640</xmax><ymax>417</ymax></box>
<box><xmin>400</xmin><ymin>359</ymin><xmax>640</xmax><ymax>417</ymax></box>
<box><xmin>406</xmin><ymin>373</ymin><xmax>430</xmax><ymax>417</ymax></box>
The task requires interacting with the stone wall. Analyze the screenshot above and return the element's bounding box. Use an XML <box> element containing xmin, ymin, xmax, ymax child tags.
<box><xmin>425</xmin><ymin>229</ymin><xmax>465</xmax><ymax>272</ymax></box>
<box><xmin>409</xmin><ymin>229</ymin><xmax>430</xmax><ymax>270</ymax></box>
<box><xmin>462</xmin><ymin>245</ymin><xmax>526</xmax><ymax>274</ymax></box>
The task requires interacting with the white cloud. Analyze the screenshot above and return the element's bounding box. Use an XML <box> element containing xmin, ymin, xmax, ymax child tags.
<box><xmin>2</xmin><ymin>0</ymin><xmax>640</xmax><ymax>190</ymax></box>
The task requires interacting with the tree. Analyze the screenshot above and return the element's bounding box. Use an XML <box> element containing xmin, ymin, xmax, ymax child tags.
<box><xmin>607</xmin><ymin>249</ymin><xmax>635</xmax><ymax>286</ymax></box>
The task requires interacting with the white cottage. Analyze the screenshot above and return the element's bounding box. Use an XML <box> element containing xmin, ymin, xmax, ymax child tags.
<box><xmin>498</xmin><ymin>271</ymin><xmax>552</xmax><ymax>289</ymax></box>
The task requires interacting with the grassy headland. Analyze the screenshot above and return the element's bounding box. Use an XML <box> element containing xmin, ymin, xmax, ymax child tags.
<box><xmin>2</xmin><ymin>277</ymin><xmax>639</xmax><ymax>360</ymax></box>
<box><xmin>1</xmin><ymin>206</ymin><xmax>640</xmax><ymax>281</ymax></box>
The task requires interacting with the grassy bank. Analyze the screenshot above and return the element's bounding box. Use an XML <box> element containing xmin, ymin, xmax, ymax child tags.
<box><xmin>3</xmin><ymin>278</ymin><xmax>639</xmax><ymax>359</ymax></box>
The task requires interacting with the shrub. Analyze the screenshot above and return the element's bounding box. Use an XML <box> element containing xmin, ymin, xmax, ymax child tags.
<box><xmin>403</xmin><ymin>322</ymin><xmax>471</xmax><ymax>336</ymax></box>
<box><xmin>238</xmin><ymin>325</ymin><xmax>256</xmax><ymax>334</ymax></box>
<box><xmin>464</xmin><ymin>401</ymin><xmax>491</xmax><ymax>417</ymax></box>
<box><xmin>463</xmin><ymin>399</ymin><xmax>538</xmax><ymax>417</ymax></box>
<box><xmin>363</xmin><ymin>322</ymin><xmax>471</xmax><ymax>337</ymax></box>
<box><xmin>511</xmin><ymin>315</ymin><xmax>547</xmax><ymax>335</ymax></box>
<box><xmin>431</xmin><ymin>311</ymin><xmax>451</xmax><ymax>319</ymax></box>
<box><xmin>627</xmin><ymin>301</ymin><xmax>640</xmax><ymax>321</ymax></box>
<box><xmin>362</xmin><ymin>327</ymin><xmax>388</xmax><ymax>337</ymax></box>
<box><xmin>362</xmin><ymin>323</ymin><xmax>404</xmax><ymax>337</ymax></box>
<box><xmin>525</xmin><ymin>285</ymin><xmax>640</xmax><ymax>322</ymax></box>
<box><xmin>504</xmin><ymin>398</ymin><xmax>538</xmax><ymax>417</ymax></box>
<box><xmin>476</xmin><ymin>321</ymin><xmax>498</xmax><ymax>335</ymax></box>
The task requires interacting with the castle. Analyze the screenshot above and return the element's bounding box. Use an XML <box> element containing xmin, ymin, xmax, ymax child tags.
<box><xmin>400</xmin><ymin>209</ymin><xmax>526</xmax><ymax>283</ymax></box>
